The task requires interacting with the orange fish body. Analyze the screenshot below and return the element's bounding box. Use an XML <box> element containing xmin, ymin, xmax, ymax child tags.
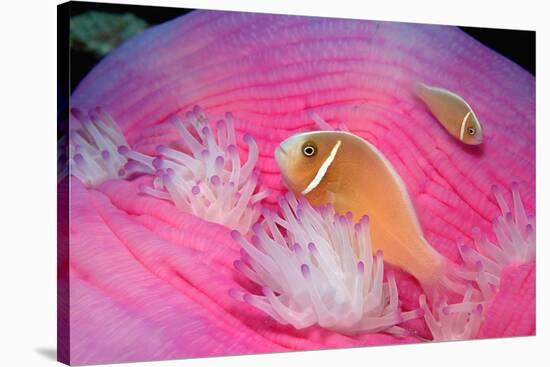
<box><xmin>275</xmin><ymin>130</ymin><xmax>457</xmax><ymax>294</ymax></box>
<box><xmin>415</xmin><ymin>82</ymin><xmax>484</xmax><ymax>145</ymax></box>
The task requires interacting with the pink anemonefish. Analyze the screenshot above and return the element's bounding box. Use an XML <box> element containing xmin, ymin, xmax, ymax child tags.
<box><xmin>275</xmin><ymin>130</ymin><xmax>462</xmax><ymax>297</ymax></box>
<box><xmin>415</xmin><ymin>82</ymin><xmax>484</xmax><ymax>145</ymax></box>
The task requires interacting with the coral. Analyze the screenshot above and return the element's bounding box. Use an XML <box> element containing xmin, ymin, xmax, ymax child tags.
<box><xmin>70</xmin><ymin>11</ymin><xmax>148</xmax><ymax>57</ymax></box>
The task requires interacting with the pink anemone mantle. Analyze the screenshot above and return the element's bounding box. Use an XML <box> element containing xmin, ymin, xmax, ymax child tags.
<box><xmin>62</xmin><ymin>10</ymin><xmax>535</xmax><ymax>365</ymax></box>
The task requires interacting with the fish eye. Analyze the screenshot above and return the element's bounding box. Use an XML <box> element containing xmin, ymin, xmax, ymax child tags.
<box><xmin>302</xmin><ymin>143</ymin><xmax>317</xmax><ymax>157</ymax></box>
<box><xmin>468</xmin><ymin>127</ymin><xmax>476</xmax><ymax>135</ymax></box>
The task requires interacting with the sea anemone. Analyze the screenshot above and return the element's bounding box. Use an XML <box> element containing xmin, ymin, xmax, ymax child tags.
<box><xmin>230</xmin><ymin>193</ymin><xmax>419</xmax><ymax>335</ymax></box>
<box><xmin>419</xmin><ymin>285</ymin><xmax>483</xmax><ymax>341</ymax></box>
<box><xmin>65</xmin><ymin>10</ymin><xmax>535</xmax><ymax>364</ymax></box>
<box><xmin>419</xmin><ymin>182</ymin><xmax>535</xmax><ymax>340</ymax></box>
<box><xmin>457</xmin><ymin>183</ymin><xmax>535</xmax><ymax>299</ymax></box>
<box><xmin>419</xmin><ymin>183</ymin><xmax>535</xmax><ymax>340</ymax></box>
<box><xmin>117</xmin><ymin>106</ymin><xmax>269</xmax><ymax>233</ymax></box>
<box><xmin>69</xmin><ymin>107</ymin><xmax>134</xmax><ymax>187</ymax></box>
<box><xmin>310</xmin><ymin>112</ymin><xmax>350</xmax><ymax>131</ymax></box>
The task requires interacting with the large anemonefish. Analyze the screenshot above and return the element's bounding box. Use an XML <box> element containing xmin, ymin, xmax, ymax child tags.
<box><xmin>415</xmin><ymin>82</ymin><xmax>484</xmax><ymax>145</ymax></box>
<box><xmin>275</xmin><ymin>130</ymin><xmax>460</xmax><ymax>296</ymax></box>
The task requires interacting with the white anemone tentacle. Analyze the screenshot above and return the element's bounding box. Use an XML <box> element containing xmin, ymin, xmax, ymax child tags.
<box><xmin>230</xmin><ymin>192</ymin><xmax>420</xmax><ymax>335</ymax></box>
<box><xmin>457</xmin><ymin>183</ymin><xmax>535</xmax><ymax>300</ymax></box>
<box><xmin>117</xmin><ymin>106</ymin><xmax>270</xmax><ymax>234</ymax></box>
<box><xmin>421</xmin><ymin>182</ymin><xmax>534</xmax><ymax>341</ymax></box>
<box><xmin>68</xmin><ymin>105</ymin><xmax>269</xmax><ymax>234</ymax></box>
<box><xmin>69</xmin><ymin>107</ymin><xmax>139</xmax><ymax>187</ymax></box>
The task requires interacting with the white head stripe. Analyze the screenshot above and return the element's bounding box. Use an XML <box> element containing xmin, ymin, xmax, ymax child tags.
<box><xmin>459</xmin><ymin>111</ymin><xmax>472</xmax><ymax>141</ymax></box>
<box><xmin>301</xmin><ymin>140</ymin><xmax>342</xmax><ymax>195</ymax></box>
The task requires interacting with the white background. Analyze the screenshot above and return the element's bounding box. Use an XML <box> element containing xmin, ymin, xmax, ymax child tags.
<box><xmin>0</xmin><ymin>0</ymin><xmax>547</xmax><ymax>366</ymax></box>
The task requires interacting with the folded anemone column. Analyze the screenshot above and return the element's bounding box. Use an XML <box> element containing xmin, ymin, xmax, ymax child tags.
<box><xmin>67</xmin><ymin>9</ymin><xmax>535</xmax><ymax>364</ymax></box>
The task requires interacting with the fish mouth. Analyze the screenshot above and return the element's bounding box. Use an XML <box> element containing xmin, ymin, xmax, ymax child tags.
<box><xmin>276</xmin><ymin>135</ymin><xmax>297</xmax><ymax>161</ymax></box>
<box><xmin>274</xmin><ymin>144</ymin><xmax>292</xmax><ymax>187</ymax></box>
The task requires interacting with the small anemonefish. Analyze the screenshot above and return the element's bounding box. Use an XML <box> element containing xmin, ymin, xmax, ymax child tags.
<box><xmin>275</xmin><ymin>130</ymin><xmax>460</xmax><ymax>297</ymax></box>
<box><xmin>415</xmin><ymin>82</ymin><xmax>484</xmax><ymax>145</ymax></box>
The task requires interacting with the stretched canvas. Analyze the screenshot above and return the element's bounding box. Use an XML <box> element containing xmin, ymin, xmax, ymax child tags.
<box><xmin>57</xmin><ymin>1</ymin><xmax>536</xmax><ymax>365</ymax></box>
